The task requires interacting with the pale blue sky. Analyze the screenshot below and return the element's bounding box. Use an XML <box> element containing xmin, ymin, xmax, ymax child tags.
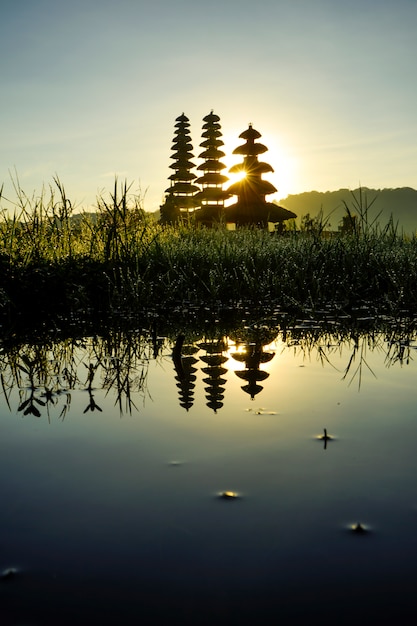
<box><xmin>1</xmin><ymin>0</ymin><xmax>416</xmax><ymax>212</ymax></box>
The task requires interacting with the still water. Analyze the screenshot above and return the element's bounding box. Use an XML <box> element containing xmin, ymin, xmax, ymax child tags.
<box><xmin>1</xmin><ymin>322</ymin><xmax>417</xmax><ymax>624</ymax></box>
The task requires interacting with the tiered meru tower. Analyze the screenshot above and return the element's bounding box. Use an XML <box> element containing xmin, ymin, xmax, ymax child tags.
<box><xmin>160</xmin><ymin>113</ymin><xmax>200</xmax><ymax>223</ymax></box>
<box><xmin>225</xmin><ymin>124</ymin><xmax>296</xmax><ymax>228</ymax></box>
<box><xmin>161</xmin><ymin>115</ymin><xmax>296</xmax><ymax>228</ymax></box>
<box><xmin>194</xmin><ymin>111</ymin><xmax>230</xmax><ymax>225</ymax></box>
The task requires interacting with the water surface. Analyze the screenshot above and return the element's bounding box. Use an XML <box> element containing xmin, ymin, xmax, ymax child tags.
<box><xmin>1</xmin><ymin>325</ymin><xmax>417</xmax><ymax>624</ymax></box>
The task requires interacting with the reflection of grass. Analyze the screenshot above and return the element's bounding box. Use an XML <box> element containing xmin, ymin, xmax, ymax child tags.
<box><xmin>1</xmin><ymin>320</ymin><xmax>416</xmax><ymax>419</ymax></box>
<box><xmin>0</xmin><ymin>332</ymin><xmax>154</xmax><ymax>419</ymax></box>
<box><xmin>1</xmin><ymin>178</ymin><xmax>417</xmax><ymax>331</ymax></box>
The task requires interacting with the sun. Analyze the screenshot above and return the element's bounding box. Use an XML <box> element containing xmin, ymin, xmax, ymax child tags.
<box><xmin>221</xmin><ymin>129</ymin><xmax>298</xmax><ymax>202</ymax></box>
<box><xmin>224</xmin><ymin>167</ymin><xmax>246</xmax><ymax>207</ymax></box>
<box><xmin>228</xmin><ymin>169</ymin><xmax>247</xmax><ymax>185</ymax></box>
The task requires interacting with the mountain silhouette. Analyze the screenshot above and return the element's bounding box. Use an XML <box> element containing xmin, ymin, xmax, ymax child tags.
<box><xmin>279</xmin><ymin>187</ymin><xmax>417</xmax><ymax>234</ymax></box>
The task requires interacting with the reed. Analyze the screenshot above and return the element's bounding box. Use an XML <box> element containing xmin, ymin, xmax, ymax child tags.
<box><xmin>1</xmin><ymin>178</ymin><xmax>417</xmax><ymax>333</ymax></box>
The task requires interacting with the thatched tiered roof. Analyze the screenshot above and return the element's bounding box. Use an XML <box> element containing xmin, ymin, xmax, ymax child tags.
<box><xmin>225</xmin><ymin>124</ymin><xmax>296</xmax><ymax>228</ymax></box>
<box><xmin>194</xmin><ymin>111</ymin><xmax>231</xmax><ymax>226</ymax></box>
<box><xmin>160</xmin><ymin>113</ymin><xmax>200</xmax><ymax>223</ymax></box>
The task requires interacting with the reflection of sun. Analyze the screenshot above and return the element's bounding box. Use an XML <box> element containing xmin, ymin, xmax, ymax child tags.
<box><xmin>224</xmin><ymin>342</ymin><xmax>247</xmax><ymax>372</ymax></box>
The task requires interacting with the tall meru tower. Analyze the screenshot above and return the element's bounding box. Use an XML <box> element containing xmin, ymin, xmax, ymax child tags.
<box><xmin>160</xmin><ymin>113</ymin><xmax>200</xmax><ymax>223</ymax></box>
<box><xmin>225</xmin><ymin>124</ymin><xmax>296</xmax><ymax>229</ymax></box>
<box><xmin>194</xmin><ymin>111</ymin><xmax>230</xmax><ymax>225</ymax></box>
<box><xmin>160</xmin><ymin>115</ymin><xmax>296</xmax><ymax>228</ymax></box>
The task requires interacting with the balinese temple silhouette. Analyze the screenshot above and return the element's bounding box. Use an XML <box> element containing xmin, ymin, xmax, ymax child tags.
<box><xmin>160</xmin><ymin>113</ymin><xmax>200</xmax><ymax>223</ymax></box>
<box><xmin>161</xmin><ymin>113</ymin><xmax>297</xmax><ymax>229</ymax></box>
<box><xmin>225</xmin><ymin>124</ymin><xmax>296</xmax><ymax>229</ymax></box>
<box><xmin>194</xmin><ymin>112</ymin><xmax>230</xmax><ymax>226</ymax></box>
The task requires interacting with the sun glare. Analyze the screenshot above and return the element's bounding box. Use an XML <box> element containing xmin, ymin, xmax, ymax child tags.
<box><xmin>229</xmin><ymin>170</ymin><xmax>247</xmax><ymax>184</ymax></box>
<box><xmin>222</xmin><ymin>130</ymin><xmax>297</xmax><ymax>202</ymax></box>
<box><xmin>268</xmin><ymin>144</ymin><xmax>298</xmax><ymax>200</ymax></box>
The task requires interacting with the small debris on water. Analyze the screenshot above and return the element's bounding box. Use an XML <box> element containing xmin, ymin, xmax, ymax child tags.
<box><xmin>219</xmin><ymin>491</ymin><xmax>239</xmax><ymax>500</ymax></box>
<box><xmin>316</xmin><ymin>428</ymin><xmax>334</xmax><ymax>449</ymax></box>
<box><xmin>1</xmin><ymin>567</ymin><xmax>18</xmax><ymax>581</ymax></box>
<box><xmin>350</xmin><ymin>522</ymin><xmax>369</xmax><ymax>534</ymax></box>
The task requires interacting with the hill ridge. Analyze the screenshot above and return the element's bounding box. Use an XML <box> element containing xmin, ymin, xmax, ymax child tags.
<box><xmin>278</xmin><ymin>187</ymin><xmax>417</xmax><ymax>233</ymax></box>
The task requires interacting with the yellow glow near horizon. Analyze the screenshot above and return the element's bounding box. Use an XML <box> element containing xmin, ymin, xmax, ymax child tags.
<box><xmin>267</xmin><ymin>144</ymin><xmax>298</xmax><ymax>200</ymax></box>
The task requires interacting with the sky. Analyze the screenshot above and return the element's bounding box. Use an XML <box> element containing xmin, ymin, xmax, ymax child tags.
<box><xmin>1</xmin><ymin>0</ymin><xmax>416</xmax><ymax>213</ymax></box>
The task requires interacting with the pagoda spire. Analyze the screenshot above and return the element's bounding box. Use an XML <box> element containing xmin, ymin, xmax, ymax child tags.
<box><xmin>194</xmin><ymin>111</ymin><xmax>230</xmax><ymax>226</ymax></box>
<box><xmin>225</xmin><ymin>124</ymin><xmax>296</xmax><ymax>229</ymax></box>
<box><xmin>160</xmin><ymin>113</ymin><xmax>200</xmax><ymax>223</ymax></box>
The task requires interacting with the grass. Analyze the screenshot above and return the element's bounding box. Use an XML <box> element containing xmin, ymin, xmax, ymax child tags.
<box><xmin>1</xmin><ymin>177</ymin><xmax>417</xmax><ymax>336</ymax></box>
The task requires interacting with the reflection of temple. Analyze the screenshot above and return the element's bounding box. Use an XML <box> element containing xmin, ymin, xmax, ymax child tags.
<box><xmin>232</xmin><ymin>343</ymin><xmax>275</xmax><ymax>399</ymax></box>
<box><xmin>198</xmin><ymin>339</ymin><xmax>228</xmax><ymax>412</ymax></box>
<box><xmin>231</xmin><ymin>327</ymin><xmax>277</xmax><ymax>399</ymax></box>
<box><xmin>174</xmin><ymin>343</ymin><xmax>199</xmax><ymax>411</ymax></box>
<box><xmin>171</xmin><ymin>328</ymin><xmax>277</xmax><ymax>409</ymax></box>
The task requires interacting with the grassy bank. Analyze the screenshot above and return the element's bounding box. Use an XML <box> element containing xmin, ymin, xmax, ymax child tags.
<box><xmin>1</xmin><ymin>178</ymin><xmax>417</xmax><ymax>334</ymax></box>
